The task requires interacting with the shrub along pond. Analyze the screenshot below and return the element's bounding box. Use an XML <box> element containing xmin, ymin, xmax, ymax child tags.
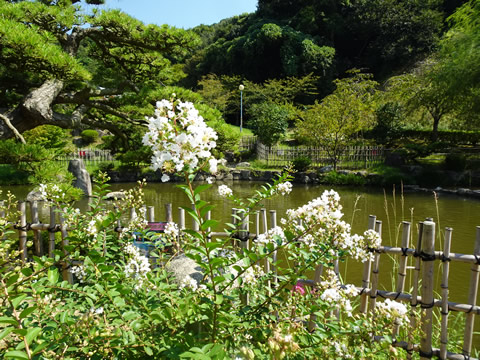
<box><xmin>2</xmin><ymin>181</ymin><xmax>480</xmax><ymax>353</ymax></box>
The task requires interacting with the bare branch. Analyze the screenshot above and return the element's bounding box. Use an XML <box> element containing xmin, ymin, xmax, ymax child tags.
<box><xmin>0</xmin><ymin>113</ymin><xmax>26</xmax><ymax>144</ymax></box>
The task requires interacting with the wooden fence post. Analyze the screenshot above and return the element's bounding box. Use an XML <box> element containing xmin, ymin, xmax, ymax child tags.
<box><xmin>440</xmin><ymin>227</ymin><xmax>452</xmax><ymax>360</ymax></box>
<box><xmin>369</xmin><ymin>220</ymin><xmax>383</xmax><ymax>313</ymax></box>
<box><xmin>420</xmin><ymin>220</ymin><xmax>435</xmax><ymax>360</ymax></box>
<box><xmin>463</xmin><ymin>226</ymin><xmax>480</xmax><ymax>357</ymax></box>
<box><xmin>18</xmin><ymin>201</ymin><xmax>27</xmax><ymax>262</ymax></box>
<box><xmin>407</xmin><ymin>221</ymin><xmax>424</xmax><ymax>360</ymax></box>
<box><xmin>147</xmin><ymin>206</ymin><xmax>154</xmax><ymax>222</ymax></box>
<box><xmin>360</xmin><ymin>215</ymin><xmax>376</xmax><ymax>313</ymax></box>
<box><xmin>31</xmin><ymin>201</ymin><xmax>43</xmax><ymax>256</ymax></box>
<box><xmin>393</xmin><ymin>221</ymin><xmax>411</xmax><ymax>337</ymax></box>
<box><xmin>165</xmin><ymin>203</ymin><xmax>173</xmax><ymax>222</ymax></box>
<box><xmin>59</xmin><ymin>213</ymin><xmax>73</xmax><ymax>284</ymax></box>
<box><xmin>178</xmin><ymin>207</ymin><xmax>185</xmax><ymax>249</ymax></box>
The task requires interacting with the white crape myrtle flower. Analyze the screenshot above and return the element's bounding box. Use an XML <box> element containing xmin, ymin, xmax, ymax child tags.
<box><xmin>318</xmin><ymin>269</ymin><xmax>359</xmax><ymax>317</ymax></box>
<box><xmin>123</xmin><ymin>243</ymin><xmax>151</xmax><ymax>289</ymax></box>
<box><xmin>218</xmin><ymin>184</ymin><xmax>233</xmax><ymax>197</ymax></box>
<box><xmin>275</xmin><ymin>181</ymin><xmax>293</xmax><ymax>196</ymax></box>
<box><xmin>164</xmin><ymin>222</ymin><xmax>179</xmax><ymax>240</ymax></box>
<box><xmin>376</xmin><ymin>298</ymin><xmax>409</xmax><ymax>326</ymax></box>
<box><xmin>256</xmin><ymin>226</ymin><xmax>287</xmax><ymax>246</ymax></box>
<box><xmin>71</xmin><ymin>265</ymin><xmax>87</xmax><ymax>282</ymax></box>
<box><xmin>161</xmin><ymin>174</ymin><xmax>170</xmax><ymax>183</ymax></box>
<box><xmin>86</xmin><ymin>219</ymin><xmax>97</xmax><ymax>237</ymax></box>
<box><xmin>143</xmin><ymin>98</ymin><xmax>218</xmax><ymax>176</ymax></box>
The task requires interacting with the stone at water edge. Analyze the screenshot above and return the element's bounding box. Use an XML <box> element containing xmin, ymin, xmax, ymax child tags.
<box><xmin>166</xmin><ymin>254</ymin><xmax>204</xmax><ymax>286</ymax></box>
<box><xmin>105</xmin><ymin>191</ymin><xmax>125</xmax><ymax>200</ymax></box>
<box><xmin>67</xmin><ymin>159</ymin><xmax>92</xmax><ymax>197</ymax></box>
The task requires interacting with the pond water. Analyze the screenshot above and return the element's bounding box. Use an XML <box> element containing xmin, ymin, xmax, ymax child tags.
<box><xmin>2</xmin><ymin>181</ymin><xmax>480</xmax><ymax>350</ymax></box>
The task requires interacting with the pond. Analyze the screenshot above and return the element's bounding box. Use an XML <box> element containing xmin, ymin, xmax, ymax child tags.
<box><xmin>2</xmin><ymin>181</ymin><xmax>480</xmax><ymax>350</ymax></box>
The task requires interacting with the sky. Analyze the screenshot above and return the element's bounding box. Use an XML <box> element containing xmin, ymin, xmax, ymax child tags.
<box><xmin>97</xmin><ymin>0</ymin><xmax>258</xmax><ymax>29</ymax></box>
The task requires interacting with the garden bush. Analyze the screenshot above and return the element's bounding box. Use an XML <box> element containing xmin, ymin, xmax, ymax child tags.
<box><xmin>80</xmin><ymin>129</ymin><xmax>99</xmax><ymax>145</ymax></box>
<box><xmin>292</xmin><ymin>156</ymin><xmax>312</xmax><ymax>172</ymax></box>
<box><xmin>444</xmin><ymin>152</ymin><xmax>467</xmax><ymax>172</ymax></box>
<box><xmin>319</xmin><ymin>171</ymin><xmax>366</xmax><ymax>186</ymax></box>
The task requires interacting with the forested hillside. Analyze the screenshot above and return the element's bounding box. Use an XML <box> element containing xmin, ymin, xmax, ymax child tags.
<box><xmin>185</xmin><ymin>0</ymin><xmax>465</xmax><ymax>88</ymax></box>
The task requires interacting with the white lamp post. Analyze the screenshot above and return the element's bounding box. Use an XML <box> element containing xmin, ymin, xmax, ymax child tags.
<box><xmin>239</xmin><ymin>84</ymin><xmax>244</xmax><ymax>132</ymax></box>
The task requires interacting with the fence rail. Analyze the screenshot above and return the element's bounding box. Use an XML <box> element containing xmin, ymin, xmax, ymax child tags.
<box><xmin>2</xmin><ymin>200</ymin><xmax>478</xmax><ymax>359</ymax></box>
<box><xmin>256</xmin><ymin>142</ymin><xmax>384</xmax><ymax>169</ymax></box>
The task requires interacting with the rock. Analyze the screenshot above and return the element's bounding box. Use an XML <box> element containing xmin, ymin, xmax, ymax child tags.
<box><xmin>236</xmin><ymin>162</ymin><xmax>251</xmax><ymax>168</ymax></box>
<box><xmin>240</xmin><ymin>170</ymin><xmax>251</xmax><ymax>180</ymax></box>
<box><xmin>232</xmin><ymin>170</ymin><xmax>242</xmax><ymax>180</ymax></box>
<box><xmin>223</xmin><ymin>172</ymin><xmax>234</xmax><ymax>181</ymax></box>
<box><xmin>319</xmin><ymin>165</ymin><xmax>334</xmax><ymax>173</ymax></box>
<box><xmin>105</xmin><ymin>191</ymin><xmax>125</xmax><ymax>200</ymax></box>
<box><xmin>67</xmin><ymin>159</ymin><xmax>92</xmax><ymax>197</ymax></box>
<box><xmin>26</xmin><ymin>190</ymin><xmax>44</xmax><ymax>202</ymax></box>
<box><xmin>195</xmin><ymin>173</ymin><xmax>206</xmax><ymax>182</ymax></box>
<box><xmin>166</xmin><ymin>253</ymin><xmax>203</xmax><ymax>286</ymax></box>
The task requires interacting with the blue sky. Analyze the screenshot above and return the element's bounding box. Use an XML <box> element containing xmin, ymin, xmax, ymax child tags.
<box><xmin>98</xmin><ymin>0</ymin><xmax>258</xmax><ymax>29</ymax></box>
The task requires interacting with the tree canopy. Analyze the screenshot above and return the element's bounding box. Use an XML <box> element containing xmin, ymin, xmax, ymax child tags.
<box><xmin>0</xmin><ymin>0</ymin><xmax>198</xmax><ymax>141</ymax></box>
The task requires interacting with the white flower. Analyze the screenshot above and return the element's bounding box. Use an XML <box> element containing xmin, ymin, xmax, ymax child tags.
<box><xmin>275</xmin><ymin>181</ymin><xmax>292</xmax><ymax>195</ymax></box>
<box><xmin>206</xmin><ymin>177</ymin><xmax>214</xmax><ymax>184</ymax></box>
<box><xmin>161</xmin><ymin>174</ymin><xmax>170</xmax><ymax>182</ymax></box>
<box><xmin>164</xmin><ymin>222</ymin><xmax>179</xmax><ymax>238</ymax></box>
<box><xmin>218</xmin><ymin>185</ymin><xmax>233</xmax><ymax>197</ymax></box>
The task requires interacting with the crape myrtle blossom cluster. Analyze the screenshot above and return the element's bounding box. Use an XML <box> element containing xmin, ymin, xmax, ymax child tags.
<box><xmin>318</xmin><ymin>269</ymin><xmax>359</xmax><ymax>317</ymax></box>
<box><xmin>142</xmin><ymin>98</ymin><xmax>219</xmax><ymax>181</ymax></box>
<box><xmin>124</xmin><ymin>243</ymin><xmax>151</xmax><ymax>289</ymax></box>
<box><xmin>274</xmin><ymin>189</ymin><xmax>381</xmax><ymax>261</ymax></box>
<box><xmin>376</xmin><ymin>298</ymin><xmax>409</xmax><ymax>326</ymax></box>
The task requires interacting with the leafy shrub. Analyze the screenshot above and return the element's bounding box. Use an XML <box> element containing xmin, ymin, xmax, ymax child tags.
<box><xmin>118</xmin><ymin>147</ymin><xmax>152</xmax><ymax>170</ymax></box>
<box><xmin>370</xmin><ymin>102</ymin><xmax>404</xmax><ymax>144</ymax></box>
<box><xmin>319</xmin><ymin>171</ymin><xmax>366</xmax><ymax>186</ymax></box>
<box><xmin>444</xmin><ymin>152</ymin><xmax>467</xmax><ymax>171</ymax></box>
<box><xmin>23</xmin><ymin>125</ymin><xmax>71</xmax><ymax>149</ymax></box>
<box><xmin>292</xmin><ymin>156</ymin><xmax>312</xmax><ymax>172</ymax></box>
<box><xmin>248</xmin><ymin>102</ymin><xmax>289</xmax><ymax>147</ymax></box>
<box><xmin>80</xmin><ymin>129</ymin><xmax>99</xmax><ymax>145</ymax></box>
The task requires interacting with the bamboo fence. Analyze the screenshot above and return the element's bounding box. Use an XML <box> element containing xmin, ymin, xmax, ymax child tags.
<box><xmin>2</xmin><ymin>200</ymin><xmax>480</xmax><ymax>359</ymax></box>
<box><xmin>256</xmin><ymin>142</ymin><xmax>385</xmax><ymax>169</ymax></box>
<box><xmin>56</xmin><ymin>148</ymin><xmax>114</xmax><ymax>165</ymax></box>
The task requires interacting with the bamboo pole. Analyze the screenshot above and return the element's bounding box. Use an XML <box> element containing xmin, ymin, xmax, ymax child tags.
<box><xmin>420</xmin><ymin>220</ymin><xmax>435</xmax><ymax>360</ymax></box>
<box><xmin>178</xmin><ymin>207</ymin><xmax>185</xmax><ymax>249</ymax></box>
<box><xmin>46</xmin><ymin>206</ymin><xmax>55</xmax><ymax>257</ymax></box>
<box><xmin>270</xmin><ymin>210</ymin><xmax>278</xmax><ymax>282</ymax></box>
<box><xmin>239</xmin><ymin>213</ymin><xmax>249</xmax><ymax>251</ymax></box>
<box><xmin>462</xmin><ymin>226</ymin><xmax>480</xmax><ymax>357</ymax></box>
<box><xmin>369</xmin><ymin>220</ymin><xmax>383</xmax><ymax>313</ymax></box>
<box><xmin>307</xmin><ymin>263</ymin><xmax>324</xmax><ymax>332</ymax></box>
<box><xmin>147</xmin><ymin>206</ymin><xmax>154</xmax><ymax>223</ymax></box>
<box><xmin>393</xmin><ymin>221</ymin><xmax>411</xmax><ymax>337</ymax></box>
<box><xmin>165</xmin><ymin>203</ymin><xmax>173</xmax><ymax>222</ymax></box>
<box><xmin>440</xmin><ymin>227</ymin><xmax>453</xmax><ymax>360</ymax></box>
<box><xmin>18</xmin><ymin>202</ymin><xmax>27</xmax><ymax>262</ymax></box>
<box><xmin>407</xmin><ymin>221</ymin><xmax>424</xmax><ymax>360</ymax></box>
<box><xmin>360</xmin><ymin>215</ymin><xmax>376</xmax><ymax>313</ymax></box>
<box><xmin>59</xmin><ymin>213</ymin><xmax>73</xmax><ymax>284</ymax></box>
<box><xmin>30</xmin><ymin>201</ymin><xmax>43</xmax><ymax>256</ymax></box>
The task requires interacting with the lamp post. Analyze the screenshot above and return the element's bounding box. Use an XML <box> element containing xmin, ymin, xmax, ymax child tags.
<box><xmin>239</xmin><ymin>84</ymin><xmax>244</xmax><ymax>132</ymax></box>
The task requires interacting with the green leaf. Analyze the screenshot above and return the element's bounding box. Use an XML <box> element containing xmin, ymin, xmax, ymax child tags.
<box><xmin>25</xmin><ymin>327</ymin><xmax>42</xmax><ymax>346</ymax></box>
<box><xmin>47</xmin><ymin>267</ymin><xmax>59</xmax><ymax>284</ymax></box>
<box><xmin>0</xmin><ymin>317</ymin><xmax>17</xmax><ymax>325</ymax></box>
<box><xmin>19</xmin><ymin>306</ymin><xmax>37</xmax><ymax>319</ymax></box>
<box><xmin>194</xmin><ymin>183</ymin><xmax>212</xmax><ymax>196</ymax></box>
<box><xmin>11</xmin><ymin>294</ymin><xmax>27</xmax><ymax>309</ymax></box>
<box><xmin>4</xmin><ymin>350</ymin><xmax>29</xmax><ymax>359</ymax></box>
<box><xmin>122</xmin><ymin>311</ymin><xmax>139</xmax><ymax>321</ymax></box>
<box><xmin>200</xmin><ymin>219</ymin><xmax>219</xmax><ymax>231</ymax></box>
<box><xmin>215</xmin><ymin>294</ymin><xmax>223</xmax><ymax>305</ymax></box>
<box><xmin>144</xmin><ymin>346</ymin><xmax>153</xmax><ymax>356</ymax></box>
<box><xmin>0</xmin><ymin>327</ymin><xmax>13</xmax><ymax>341</ymax></box>
<box><xmin>114</xmin><ymin>297</ymin><xmax>126</xmax><ymax>307</ymax></box>
<box><xmin>20</xmin><ymin>268</ymin><xmax>33</xmax><ymax>277</ymax></box>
